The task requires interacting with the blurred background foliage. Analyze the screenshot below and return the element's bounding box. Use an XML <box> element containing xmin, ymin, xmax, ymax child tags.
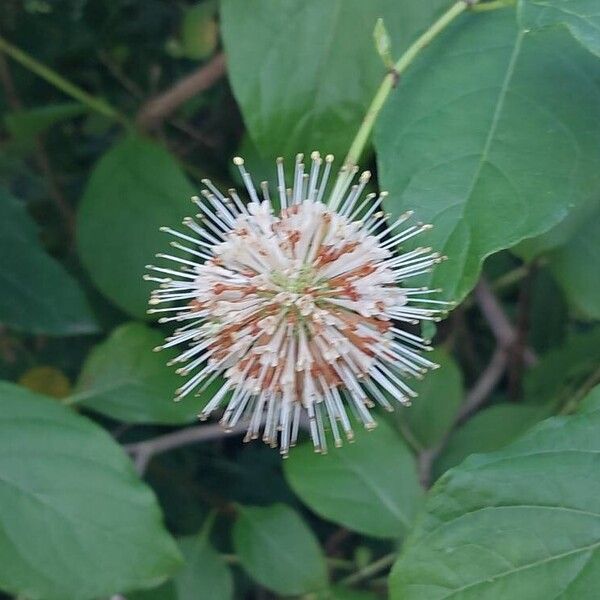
<box><xmin>1</xmin><ymin>0</ymin><xmax>600</xmax><ymax>599</ymax></box>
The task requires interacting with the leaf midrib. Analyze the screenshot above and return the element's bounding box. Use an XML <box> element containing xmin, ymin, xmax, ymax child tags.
<box><xmin>441</xmin><ymin>538</ymin><xmax>600</xmax><ymax>598</ymax></box>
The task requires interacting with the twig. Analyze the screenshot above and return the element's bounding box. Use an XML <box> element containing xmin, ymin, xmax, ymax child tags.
<box><xmin>457</xmin><ymin>347</ymin><xmax>508</xmax><ymax>423</ymax></box>
<box><xmin>418</xmin><ymin>348</ymin><xmax>508</xmax><ymax>487</ymax></box>
<box><xmin>559</xmin><ymin>364</ymin><xmax>600</xmax><ymax>415</ymax></box>
<box><xmin>126</xmin><ymin>421</ymin><xmax>247</xmax><ymax>474</ymax></box>
<box><xmin>418</xmin><ymin>276</ymin><xmax>541</xmax><ymax>486</ymax></box>
<box><xmin>474</xmin><ymin>279</ymin><xmax>537</xmax><ymax>366</ymax></box>
<box><xmin>98</xmin><ymin>49</ymin><xmax>145</xmax><ymax>99</ymax></box>
<box><xmin>136</xmin><ymin>52</ymin><xmax>226</xmax><ymax>130</ymax></box>
<box><xmin>338</xmin><ymin>553</ymin><xmax>396</xmax><ymax>587</ymax></box>
<box><xmin>508</xmin><ymin>265</ymin><xmax>536</xmax><ymax>398</ymax></box>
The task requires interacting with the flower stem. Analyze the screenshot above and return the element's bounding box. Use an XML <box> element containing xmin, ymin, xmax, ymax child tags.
<box><xmin>0</xmin><ymin>35</ymin><xmax>131</xmax><ymax>127</ymax></box>
<box><xmin>343</xmin><ymin>0</ymin><xmax>479</xmax><ymax>168</ymax></box>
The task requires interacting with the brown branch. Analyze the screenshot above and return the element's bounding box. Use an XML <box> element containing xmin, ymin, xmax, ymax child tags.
<box><xmin>418</xmin><ymin>277</ymin><xmax>540</xmax><ymax>487</ymax></box>
<box><xmin>126</xmin><ymin>420</ymin><xmax>245</xmax><ymax>474</ymax></box>
<box><xmin>136</xmin><ymin>52</ymin><xmax>226</xmax><ymax>130</ymax></box>
<box><xmin>474</xmin><ymin>279</ymin><xmax>537</xmax><ymax>366</ymax></box>
<box><xmin>418</xmin><ymin>347</ymin><xmax>508</xmax><ymax>487</ymax></box>
<box><xmin>456</xmin><ymin>346</ymin><xmax>508</xmax><ymax>423</ymax></box>
<box><xmin>508</xmin><ymin>265</ymin><xmax>536</xmax><ymax>398</ymax></box>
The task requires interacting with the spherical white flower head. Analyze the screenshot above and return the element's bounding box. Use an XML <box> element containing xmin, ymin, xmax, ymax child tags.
<box><xmin>147</xmin><ymin>152</ymin><xmax>447</xmax><ymax>456</ymax></box>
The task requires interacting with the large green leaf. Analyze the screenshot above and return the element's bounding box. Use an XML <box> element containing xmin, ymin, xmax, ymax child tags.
<box><xmin>434</xmin><ymin>403</ymin><xmax>546</xmax><ymax>478</ymax></box>
<box><xmin>72</xmin><ymin>322</ymin><xmax>208</xmax><ymax>424</ymax></box>
<box><xmin>520</xmin><ymin>0</ymin><xmax>600</xmax><ymax>57</ymax></box>
<box><xmin>220</xmin><ymin>0</ymin><xmax>449</xmax><ymax>161</ymax></box>
<box><xmin>284</xmin><ymin>419</ymin><xmax>421</xmax><ymax>538</ymax></box>
<box><xmin>396</xmin><ymin>349</ymin><xmax>463</xmax><ymax>449</ymax></box>
<box><xmin>77</xmin><ymin>135</ymin><xmax>195</xmax><ymax>317</ymax></box>
<box><xmin>390</xmin><ymin>406</ymin><xmax>600</xmax><ymax>599</ymax></box>
<box><xmin>375</xmin><ymin>8</ymin><xmax>600</xmax><ymax>302</ymax></box>
<box><xmin>0</xmin><ymin>189</ymin><xmax>97</xmax><ymax>335</ymax></box>
<box><xmin>232</xmin><ymin>503</ymin><xmax>328</xmax><ymax>595</ymax></box>
<box><xmin>0</xmin><ymin>381</ymin><xmax>181</xmax><ymax>600</ymax></box>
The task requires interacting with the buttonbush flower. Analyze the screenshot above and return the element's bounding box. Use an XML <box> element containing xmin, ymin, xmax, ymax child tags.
<box><xmin>146</xmin><ymin>152</ymin><xmax>447</xmax><ymax>455</ymax></box>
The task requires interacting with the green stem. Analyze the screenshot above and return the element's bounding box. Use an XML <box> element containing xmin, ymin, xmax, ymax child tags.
<box><xmin>338</xmin><ymin>552</ymin><xmax>397</xmax><ymax>586</ymax></box>
<box><xmin>0</xmin><ymin>35</ymin><xmax>131</xmax><ymax>127</ymax></box>
<box><xmin>200</xmin><ymin>508</ymin><xmax>219</xmax><ymax>538</ymax></box>
<box><xmin>343</xmin><ymin>0</ymin><xmax>477</xmax><ymax>168</ymax></box>
<box><xmin>559</xmin><ymin>365</ymin><xmax>600</xmax><ymax>415</ymax></box>
<box><xmin>472</xmin><ymin>0</ymin><xmax>516</xmax><ymax>11</ymax></box>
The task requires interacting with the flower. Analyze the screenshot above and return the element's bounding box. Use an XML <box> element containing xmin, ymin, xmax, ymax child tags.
<box><xmin>146</xmin><ymin>152</ymin><xmax>447</xmax><ymax>456</ymax></box>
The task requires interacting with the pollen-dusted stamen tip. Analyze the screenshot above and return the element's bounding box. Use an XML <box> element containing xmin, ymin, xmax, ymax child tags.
<box><xmin>148</xmin><ymin>152</ymin><xmax>443</xmax><ymax>454</ymax></box>
<box><xmin>233</xmin><ymin>156</ymin><xmax>244</xmax><ymax>166</ymax></box>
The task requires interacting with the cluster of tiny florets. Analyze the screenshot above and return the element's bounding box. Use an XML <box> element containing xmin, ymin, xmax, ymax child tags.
<box><xmin>146</xmin><ymin>152</ymin><xmax>447</xmax><ymax>455</ymax></box>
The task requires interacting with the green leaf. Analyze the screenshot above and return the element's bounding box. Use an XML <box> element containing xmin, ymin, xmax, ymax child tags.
<box><xmin>434</xmin><ymin>403</ymin><xmax>546</xmax><ymax>478</ymax></box>
<box><xmin>390</xmin><ymin>407</ymin><xmax>600</xmax><ymax>599</ymax></box>
<box><xmin>374</xmin><ymin>18</ymin><xmax>394</xmax><ymax>69</ymax></box>
<box><xmin>175</xmin><ymin>533</ymin><xmax>233</xmax><ymax>600</ymax></box>
<box><xmin>524</xmin><ymin>327</ymin><xmax>600</xmax><ymax>406</ymax></box>
<box><xmin>77</xmin><ymin>135</ymin><xmax>195</xmax><ymax>317</ymax></box>
<box><xmin>72</xmin><ymin>322</ymin><xmax>214</xmax><ymax>424</ymax></box>
<box><xmin>284</xmin><ymin>419</ymin><xmax>421</xmax><ymax>538</ymax></box>
<box><xmin>520</xmin><ymin>0</ymin><xmax>600</xmax><ymax>57</ymax></box>
<box><xmin>0</xmin><ymin>381</ymin><xmax>182</xmax><ymax>600</ymax></box>
<box><xmin>545</xmin><ymin>209</ymin><xmax>600</xmax><ymax>320</ymax></box>
<box><xmin>4</xmin><ymin>102</ymin><xmax>86</xmax><ymax>142</ymax></box>
<box><xmin>0</xmin><ymin>188</ymin><xmax>98</xmax><ymax>335</ymax></box>
<box><xmin>220</xmin><ymin>0</ymin><xmax>450</xmax><ymax>161</ymax></box>
<box><xmin>375</xmin><ymin>9</ymin><xmax>600</xmax><ymax>302</ymax></box>
<box><xmin>395</xmin><ymin>349</ymin><xmax>463</xmax><ymax>449</ymax></box>
<box><xmin>233</xmin><ymin>503</ymin><xmax>328</xmax><ymax>595</ymax></box>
